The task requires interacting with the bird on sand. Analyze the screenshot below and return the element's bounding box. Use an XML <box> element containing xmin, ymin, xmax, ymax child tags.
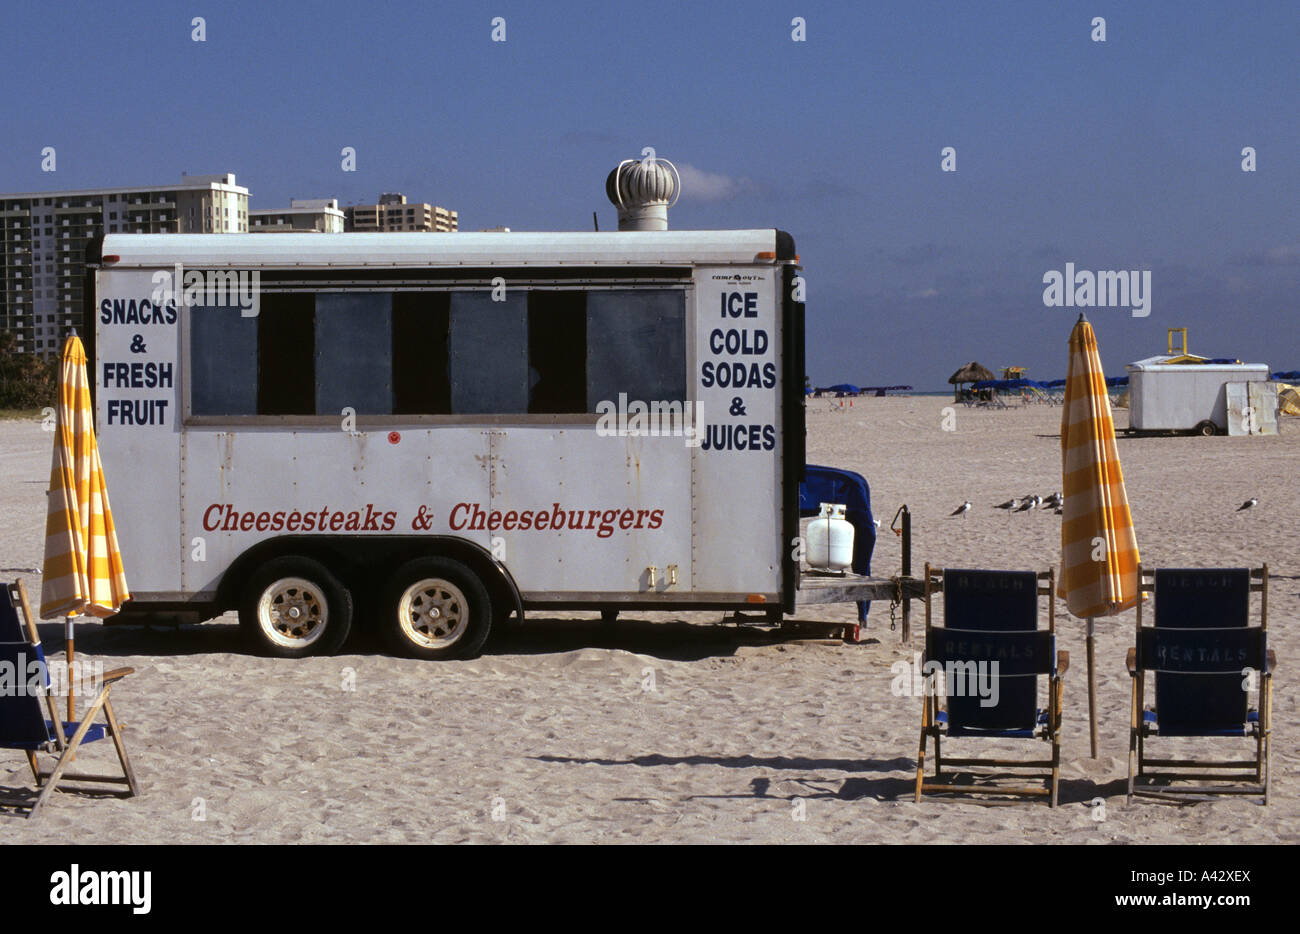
<box><xmin>1016</xmin><ymin>495</ymin><xmax>1042</xmax><ymax>512</ymax></box>
<box><xmin>950</xmin><ymin>501</ymin><xmax>972</xmax><ymax>518</ymax></box>
<box><xmin>995</xmin><ymin>498</ymin><xmax>1021</xmax><ymax>510</ymax></box>
<box><xmin>1237</xmin><ymin>498</ymin><xmax>1258</xmax><ymax>512</ymax></box>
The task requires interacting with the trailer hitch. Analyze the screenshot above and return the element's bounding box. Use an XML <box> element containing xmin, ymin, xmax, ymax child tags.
<box><xmin>888</xmin><ymin>505</ymin><xmax>912</xmax><ymax>640</ymax></box>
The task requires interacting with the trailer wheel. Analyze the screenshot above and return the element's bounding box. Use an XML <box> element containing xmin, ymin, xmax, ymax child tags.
<box><xmin>381</xmin><ymin>557</ymin><xmax>492</xmax><ymax>660</ymax></box>
<box><xmin>239</xmin><ymin>556</ymin><xmax>353</xmax><ymax>658</ymax></box>
<box><xmin>1194</xmin><ymin>420</ymin><xmax>1218</xmax><ymax>437</ymax></box>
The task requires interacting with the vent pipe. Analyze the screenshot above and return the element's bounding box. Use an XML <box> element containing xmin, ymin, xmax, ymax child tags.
<box><xmin>605</xmin><ymin>156</ymin><xmax>680</xmax><ymax>230</ymax></box>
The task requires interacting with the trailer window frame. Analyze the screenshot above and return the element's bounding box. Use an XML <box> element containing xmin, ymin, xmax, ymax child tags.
<box><xmin>180</xmin><ymin>274</ymin><xmax>693</xmax><ymax>427</ymax></box>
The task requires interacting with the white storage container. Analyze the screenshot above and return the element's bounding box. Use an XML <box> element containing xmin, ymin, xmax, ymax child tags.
<box><xmin>1127</xmin><ymin>356</ymin><xmax>1271</xmax><ymax>434</ymax></box>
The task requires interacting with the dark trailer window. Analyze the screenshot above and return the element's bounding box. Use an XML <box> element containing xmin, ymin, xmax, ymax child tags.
<box><xmin>189</xmin><ymin>286</ymin><xmax>686</xmax><ymax>418</ymax></box>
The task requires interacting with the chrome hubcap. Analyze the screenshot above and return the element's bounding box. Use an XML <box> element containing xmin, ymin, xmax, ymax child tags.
<box><xmin>398</xmin><ymin>578</ymin><xmax>468</xmax><ymax>649</ymax></box>
<box><xmin>258</xmin><ymin>577</ymin><xmax>327</xmax><ymax>648</ymax></box>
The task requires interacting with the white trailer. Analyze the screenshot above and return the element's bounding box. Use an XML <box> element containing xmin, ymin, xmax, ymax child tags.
<box><xmin>1126</xmin><ymin>356</ymin><xmax>1272</xmax><ymax>435</ymax></box>
<box><xmin>89</xmin><ymin>230</ymin><xmax>824</xmax><ymax>658</ymax></box>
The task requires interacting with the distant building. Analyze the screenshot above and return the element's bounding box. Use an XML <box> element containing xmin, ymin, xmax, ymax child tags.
<box><xmin>250</xmin><ymin>198</ymin><xmax>345</xmax><ymax>233</ymax></box>
<box><xmin>344</xmin><ymin>193</ymin><xmax>458</xmax><ymax>232</ymax></box>
<box><xmin>0</xmin><ymin>173</ymin><xmax>248</xmax><ymax>354</ymax></box>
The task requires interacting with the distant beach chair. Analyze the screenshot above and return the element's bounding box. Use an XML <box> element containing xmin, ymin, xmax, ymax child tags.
<box><xmin>1127</xmin><ymin>566</ymin><xmax>1274</xmax><ymax>803</ymax></box>
<box><xmin>915</xmin><ymin>567</ymin><xmax>1068</xmax><ymax>806</ymax></box>
<box><xmin>0</xmin><ymin>581</ymin><xmax>139</xmax><ymax>819</ymax></box>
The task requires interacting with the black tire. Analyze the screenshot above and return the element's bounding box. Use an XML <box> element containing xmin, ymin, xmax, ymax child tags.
<box><xmin>380</xmin><ymin>557</ymin><xmax>492</xmax><ymax>660</ymax></box>
<box><xmin>600</xmin><ymin>609</ymin><xmax>618</xmax><ymax>623</ymax></box>
<box><xmin>239</xmin><ymin>556</ymin><xmax>353</xmax><ymax>658</ymax></box>
<box><xmin>1194</xmin><ymin>420</ymin><xmax>1218</xmax><ymax>437</ymax></box>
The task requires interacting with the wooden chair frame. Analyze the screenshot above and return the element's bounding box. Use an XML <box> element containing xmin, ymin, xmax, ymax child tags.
<box><xmin>915</xmin><ymin>565</ymin><xmax>1068</xmax><ymax>807</ymax></box>
<box><xmin>1127</xmin><ymin>564</ymin><xmax>1274</xmax><ymax>803</ymax></box>
<box><xmin>3</xmin><ymin>581</ymin><xmax>139</xmax><ymax>819</ymax></box>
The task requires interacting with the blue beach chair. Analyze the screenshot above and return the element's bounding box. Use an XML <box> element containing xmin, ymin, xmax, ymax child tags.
<box><xmin>1</xmin><ymin>581</ymin><xmax>139</xmax><ymax>819</ymax></box>
<box><xmin>1128</xmin><ymin>566</ymin><xmax>1274</xmax><ymax>802</ymax></box>
<box><xmin>915</xmin><ymin>567</ymin><xmax>1068</xmax><ymax>806</ymax></box>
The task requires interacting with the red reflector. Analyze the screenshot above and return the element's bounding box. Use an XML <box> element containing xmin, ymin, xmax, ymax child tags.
<box><xmin>746</xmin><ymin>594</ymin><xmax>766</xmax><ymax>604</ymax></box>
<box><xmin>102</xmin><ymin>254</ymin><xmax>121</xmax><ymax>263</ymax></box>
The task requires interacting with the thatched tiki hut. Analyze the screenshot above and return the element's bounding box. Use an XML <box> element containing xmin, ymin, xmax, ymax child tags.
<box><xmin>949</xmin><ymin>361</ymin><xmax>996</xmax><ymax>401</ymax></box>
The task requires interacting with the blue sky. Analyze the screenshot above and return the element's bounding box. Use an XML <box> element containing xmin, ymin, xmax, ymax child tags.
<box><xmin>2</xmin><ymin>0</ymin><xmax>1295</xmax><ymax>388</ymax></box>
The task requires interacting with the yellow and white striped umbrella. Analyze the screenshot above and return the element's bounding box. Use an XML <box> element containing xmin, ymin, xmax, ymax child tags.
<box><xmin>1060</xmin><ymin>315</ymin><xmax>1140</xmax><ymax>618</ymax></box>
<box><xmin>1060</xmin><ymin>315</ymin><xmax>1140</xmax><ymax>758</ymax></box>
<box><xmin>40</xmin><ymin>336</ymin><xmax>130</xmax><ymax>620</ymax></box>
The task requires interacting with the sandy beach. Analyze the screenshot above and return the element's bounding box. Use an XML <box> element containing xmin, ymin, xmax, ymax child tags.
<box><xmin>1</xmin><ymin>398</ymin><xmax>1295</xmax><ymax>843</ymax></box>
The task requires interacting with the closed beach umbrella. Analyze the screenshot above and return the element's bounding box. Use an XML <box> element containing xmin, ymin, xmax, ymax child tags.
<box><xmin>1059</xmin><ymin>314</ymin><xmax>1140</xmax><ymax>757</ymax></box>
<box><xmin>1278</xmin><ymin>383</ymin><xmax>1300</xmax><ymax>417</ymax></box>
<box><xmin>40</xmin><ymin>336</ymin><xmax>130</xmax><ymax>721</ymax></box>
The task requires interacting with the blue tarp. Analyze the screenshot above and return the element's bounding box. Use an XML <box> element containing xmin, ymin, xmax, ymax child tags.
<box><xmin>799</xmin><ymin>464</ymin><xmax>876</xmax><ymax>623</ymax></box>
<box><xmin>972</xmin><ymin>378</ymin><xmax>1049</xmax><ymax>390</ymax></box>
<box><xmin>973</xmin><ymin>376</ymin><xmax>1127</xmax><ymax>390</ymax></box>
<box><xmin>1271</xmin><ymin>371</ymin><xmax>1300</xmax><ymax>381</ymax></box>
<box><xmin>812</xmin><ymin>384</ymin><xmax>913</xmax><ymax>396</ymax></box>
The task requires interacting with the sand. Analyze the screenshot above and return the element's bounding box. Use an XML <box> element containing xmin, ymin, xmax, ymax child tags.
<box><xmin>0</xmin><ymin>398</ymin><xmax>1295</xmax><ymax>843</ymax></box>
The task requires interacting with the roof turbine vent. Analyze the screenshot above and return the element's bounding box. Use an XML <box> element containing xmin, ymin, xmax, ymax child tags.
<box><xmin>605</xmin><ymin>151</ymin><xmax>680</xmax><ymax>231</ymax></box>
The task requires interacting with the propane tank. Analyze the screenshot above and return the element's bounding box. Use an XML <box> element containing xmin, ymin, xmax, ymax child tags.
<box><xmin>807</xmin><ymin>502</ymin><xmax>854</xmax><ymax>572</ymax></box>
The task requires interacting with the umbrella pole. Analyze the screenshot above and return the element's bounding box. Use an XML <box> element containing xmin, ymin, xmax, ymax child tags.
<box><xmin>1087</xmin><ymin>616</ymin><xmax>1098</xmax><ymax>758</ymax></box>
<box><xmin>65</xmin><ymin>615</ymin><xmax>75</xmax><ymax>723</ymax></box>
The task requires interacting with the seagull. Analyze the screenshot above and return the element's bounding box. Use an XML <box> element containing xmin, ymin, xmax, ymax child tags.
<box><xmin>995</xmin><ymin>498</ymin><xmax>1021</xmax><ymax>510</ymax></box>
<box><xmin>949</xmin><ymin>501</ymin><xmax>972</xmax><ymax>518</ymax></box>
<box><xmin>1042</xmin><ymin>491</ymin><xmax>1063</xmax><ymax>508</ymax></box>
<box><xmin>1237</xmin><ymin>498</ymin><xmax>1258</xmax><ymax>512</ymax></box>
<box><xmin>1016</xmin><ymin>495</ymin><xmax>1042</xmax><ymax>512</ymax></box>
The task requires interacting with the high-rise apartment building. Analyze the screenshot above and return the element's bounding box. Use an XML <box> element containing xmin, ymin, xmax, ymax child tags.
<box><xmin>344</xmin><ymin>193</ymin><xmax>458</xmax><ymax>232</ymax></box>
<box><xmin>0</xmin><ymin>173</ymin><xmax>248</xmax><ymax>354</ymax></box>
<box><xmin>250</xmin><ymin>198</ymin><xmax>345</xmax><ymax>233</ymax></box>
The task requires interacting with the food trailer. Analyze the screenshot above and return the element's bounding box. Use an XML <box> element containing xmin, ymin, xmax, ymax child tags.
<box><xmin>89</xmin><ymin>227</ymin><xmax>913</xmax><ymax>659</ymax></box>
